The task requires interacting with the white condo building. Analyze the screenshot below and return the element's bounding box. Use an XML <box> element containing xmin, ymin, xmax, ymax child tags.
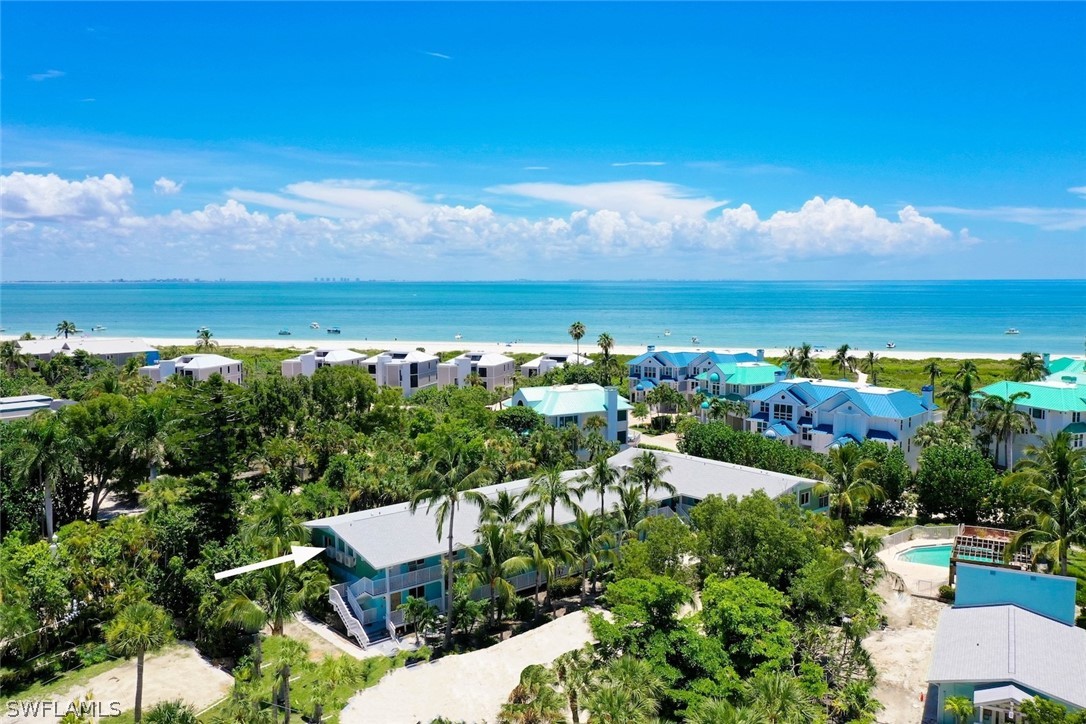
<box><xmin>361</xmin><ymin>350</ymin><xmax>440</xmax><ymax>398</ymax></box>
<box><xmin>520</xmin><ymin>352</ymin><xmax>593</xmax><ymax>378</ymax></box>
<box><xmin>438</xmin><ymin>351</ymin><xmax>515</xmax><ymax>391</ymax></box>
<box><xmin>745</xmin><ymin>378</ymin><xmax>937</xmax><ymax>467</ymax></box>
<box><xmin>281</xmin><ymin>348</ymin><xmax>367</xmax><ymax>378</ymax></box>
<box><xmin>16</xmin><ymin>337</ymin><xmax>159</xmax><ymax>366</ymax></box>
<box><xmin>140</xmin><ymin>353</ymin><xmax>244</xmax><ymax>384</ymax></box>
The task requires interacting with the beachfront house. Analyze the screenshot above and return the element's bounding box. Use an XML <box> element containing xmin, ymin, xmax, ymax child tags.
<box><xmin>140</xmin><ymin>353</ymin><xmax>244</xmax><ymax>384</ymax></box>
<box><xmin>927</xmin><ymin>563</ymin><xmax>1085</xmax><ymax>722</ymax></box>
<box><xmin>438</xmin><ymin>351</ymin><xmax>515</xmax><ymax>391</ymax></box>
<box><xmin>304</xmin><ymin>447</ymin><xmax>826</xmax><ymax>649</ymax></box>
<box><xmin>0</xmin><ymin>394</ymin><xmax>75</xmax><ymax>422</ymax></box>
<box><xmin>626</xmin><ymin>347</ymin><xmax>772</xmax><ymax>403</ymax></box>
<box><xmin>281</xmin><ymin>348</ymin><xmax>368</xmax><ymax>379</ymax></box>
<box><xmin>744</xmin><ymin>378</ymin><xmax>936</xmax><ymax>467</ymax></box>
<box><xmin>361</xmin><ymin>350</ymin><xmax>440</xmax><ymax>398</ymax></box>
<box><xmin>502</xmin><ymin>383</ymin><xmax>631</xmax><ymax>449</ymax></box>
<box><xmin>520</xmin><ymin>352</ymin><xmax>593</xmax><ymax>378</ymax></box>
<box><xmin>16</xmin><ymin>337</ymin><xmax>159</xmax><ymax>367</ymax></box>
<box><xmin>973</xmin><ymin>356</ymin><xmax>1086</xmax><ymax>468</ymax></box>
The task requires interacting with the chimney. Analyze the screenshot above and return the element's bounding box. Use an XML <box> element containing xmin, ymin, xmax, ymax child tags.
<box><xmin>756</xmin><ymin>348</ymin><xmax>765</xmax><ymax>361</ymax></box>
<box><xmin>775</xmin><ymin>363</ymin><xmax>789</xmax><ymax>382</ymax></box>
<box><xmin>921</xmin><ymin>384</ymin><xmax>934</xmax><ymax>409</ymax></box>
<box><xmin>605</xmin><ymin>386</ymin><xmax>619</xmax><ymax>441</ymax></box>
<box><xmin>647</xmin><ymin>344</ymin><xmax>655</xmax><ymax>353</ymax></box>
<box><xmin>1043</xmin><ymin>352</ymin><xmax>1051</xmax><ymax>368</ymax></box>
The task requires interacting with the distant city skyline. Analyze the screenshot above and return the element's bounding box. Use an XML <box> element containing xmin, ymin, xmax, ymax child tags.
<box><xmin>2</xmin><ymin>2</ymin><xmax>1083</xmax><ymax>281</ymax></box>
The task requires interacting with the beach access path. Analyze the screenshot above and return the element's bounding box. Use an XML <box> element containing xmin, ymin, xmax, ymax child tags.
<box><xmin>132</xmin><ymin>336</ymin><xmax>1024</xmax><ymax>361</ymax></box>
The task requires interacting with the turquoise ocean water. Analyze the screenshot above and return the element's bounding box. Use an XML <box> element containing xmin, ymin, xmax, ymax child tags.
<box><xmin>1</xmin><ymin>280</ymin><xmax>1083</xmax><ymax>354</ymax></box>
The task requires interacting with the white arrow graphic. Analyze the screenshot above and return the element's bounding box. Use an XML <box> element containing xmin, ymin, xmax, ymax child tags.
<box><xmin>214</xmin><ymin>545</ymin><xmax>326</xmax><ymax>581</ymax></box>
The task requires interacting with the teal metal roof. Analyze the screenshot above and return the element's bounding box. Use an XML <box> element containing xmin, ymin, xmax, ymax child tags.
<box><xmin>1065</xmin><ymin>422</ymin><xmax>1086</xmax><ymax>434</ymax></box>
<box><xmin>724</xmin><ymin>363</ymin><xmax>781</xmax><ymax>386</ymax></box>
<box><xmin>977</xmin><ymin>380</ymin><xmax>1086</xmax><ymax>413</ymax></box>
<box><xmin>514</xmin><ymin>384</ymin><xmax>631</xmax><ymax>417</ymax></box>
<box><xmin>1048</xmin><ymin>357</ymin><xmax>1085</xmax><ymax>375</ymax></box>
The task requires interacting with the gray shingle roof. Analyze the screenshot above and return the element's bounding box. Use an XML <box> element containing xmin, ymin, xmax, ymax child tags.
<box><xmin>304</xmin><ymin>449</ymin><xmax>817</xmax><ymax>570</ymax></box>
<box><xmin>928</xmin><ymin>604</ymin><xmax>1086</xmax><ymax>708</ymax></box>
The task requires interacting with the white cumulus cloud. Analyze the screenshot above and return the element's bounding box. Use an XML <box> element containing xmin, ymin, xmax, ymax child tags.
<box><xmin>229</xmin><ymin>179</ymin><xmax>434</xmax><ymax>219</ymax></box>
<box><xmin>29</xmin><ymin>69</ymin><xmax>65</xmax><ymax>81</ymax></box>
<box><xmin>1</xmin><ymin>172</ymin><xmax>132</xmax><ymax>221</ymax></box>
<box><xmin>488</xmin><ymin>180</ymin><xmax>727</xmax><ymax>220</ymax></box>
<box><xmin>153</xmin><ymin>177</ymin><xmax>182</xmax><ymax>195</ymax></box>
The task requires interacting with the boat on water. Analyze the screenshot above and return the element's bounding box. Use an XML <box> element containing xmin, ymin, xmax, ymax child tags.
<box><xmin>664</xmin><ymin>329</ymin><xmax>671</xmax><ymax>337</ymax></box>
<box><xmin>454</xmin><ymin>333</ymin><xmax>462</xmax><ymax>340</ymax></box>
<box><xmin>886</xmin><ymin>341</ymin><xmax>896</xmax><ymax>349</ymax></box>
<box><xmin>1005</xmin><ymin>328</ymin><xmax>1020</xmax><ymax>335</ymax></box>
<box><xmin>197</xmin><ymin>326</ymin><xmax>210</xmax><ymax>333</ymax></box>
<box><xmin>278</xmin><ymin>329</ymin><xmax>292</xmax><ymax>336</ymax></box>
<box><xmin>310</xmin><ymin>322</ymin><xmax>320</xmax><ymax>329</ymax></box>
<box><xmin>327</xmin><ymin>327</ymin><xmax>342</xmax><ymax>334</ymax></box>
<box><xmin>92</xmin><ymin>325</ymin><xmax>107</xmax><ymax>332</ymax></box>
<box><xmin>691</xmin><ymin>336</ymin><xmax>700</xmax><ymax>344</ymax></box>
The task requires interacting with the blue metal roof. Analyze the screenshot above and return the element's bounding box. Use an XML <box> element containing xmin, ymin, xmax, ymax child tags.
<box><xmin>635</xmin><ymin>378</ymin><xmax>657</xmax><ymax>391</ymax></box>
<box><xmin>746</xmin><ymin>380</ymin><xmax>928</xmax><ymax>419</ymax></box>
<box><xmin>867</xmin><ymin>429</ymin><xmax>898</xmax><ymax>442</ymax></box>
<box><xmin>832</xmin><ymin>433</ymin><xmax>861</xmax><ymax>447</ymax></box>
<box><xmin>766</xmin><ymin>421</ymin><xmax>796</xmax><ymax>438</ymax></box>
<box><xmin>814</xmin><ymin>424</ymin><xmax>834</xmax><ymax>433</ymax></box>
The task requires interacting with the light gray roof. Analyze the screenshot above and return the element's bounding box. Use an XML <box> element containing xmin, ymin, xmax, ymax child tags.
<box><xmin>928</xmin><ymin>604</ymin><xmax>1086</xmax><ymax>708</ymax></box>
<box><xmin>171</xmin><ymin>353</ymin><xmax>241</xmax><ymax>369</ymax></box>
<box><xmin>17</xmin><ymin>337</ymin><xmax>156</xmax><ymax>356</ymax></box>
<box><xmin>304</xmin><ymin>449</ymin><xmax>817</xmax><ymax>570</ymax></box>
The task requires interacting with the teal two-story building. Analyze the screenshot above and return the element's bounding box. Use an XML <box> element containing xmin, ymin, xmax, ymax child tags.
<box><xmin>304</xmin><ymin>447</ymin><xmax>827</xmax><ymax>649</ymax></box>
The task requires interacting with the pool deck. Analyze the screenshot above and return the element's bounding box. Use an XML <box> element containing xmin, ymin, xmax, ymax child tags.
<box><xmin>880</xmin><ymin>538</ymin><xmax>955</xmax><ymax>597</ymax></box>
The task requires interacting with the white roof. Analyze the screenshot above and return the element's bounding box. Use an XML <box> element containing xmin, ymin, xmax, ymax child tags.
<box><xmin>522</xmin><ymin>353</ymin><xmax>593</xmax><ymax>369</ymax></box>
<box><xmin>973</xmin><ymin>684</ymin><xmax>1032</xmax><ymax>706</ymax></box>
<box><xmin>787</xmin><ymin>377</ymin><xmax>903</xmax><ymax>395</ymax></box>
<box><xmin>305</xmin><ymin>449</ymin><xmax>817</xmax><ymax>570</ymax></box>
<box><xmin>928</xmin><ymin>605</ymin><xmax>1086</xmax><ymax>708</ymax></box>
<box><xmin>16</xmin><ymin>337</ymin><xmax>156</xmax><ymax>356</ymax></box>
<box><xmin>320</xmin><ymin>349</ymin><xmax>366</xmax><ymax>363</ymax></box>
<box><xmin>172</xmin><ymin>353</ymin><xmax>241</xmax><ymax>369</ymax></box>
<box><xmin>452</xmin><ymin>351</ymin><xmax>513</xmax><ymax>366</ymax></box>
<box><xmin>362</xmin><ymin>350</ymin><xmax>438</xmax><ymax>364</ymax></box>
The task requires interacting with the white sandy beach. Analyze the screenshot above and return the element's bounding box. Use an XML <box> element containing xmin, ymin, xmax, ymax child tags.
<box><xmin>130</xmin><ymin>336</ymin><xmax>1029</xmax><ymax>361</ymax></box>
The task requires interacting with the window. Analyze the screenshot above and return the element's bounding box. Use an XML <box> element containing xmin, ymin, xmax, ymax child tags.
<box><xmin>1074</xmin><ymin>412</ymin><xmax>1083</xmax><ymax>423</ymax></box>
<box><xmin>761</xmin><ymin>402</ymin><xmax>770</xmax><ymax>414</ymax></box>
<box><xmin>408</xmin><ymin>585</ymin><xmax>425</xmax><ymax>600</ymax></box>
<box><xmin>1031</xmin><ymin>408</ymin><xmax>1046</xmax><ymax>420</ymax></box>
<box><xmin>757</xmin><ymin>421</ymin><xmax>768</xmax><ymax>433</ymax></box>
<box><xmin>644</xmin><ymin>367</ymin><xmax>657</xmax><ymax>378</ymax></box>
<box><xmin>818</xmin><ymin>493</ymin><xmax>830</xmax><ymax>508</ymax></box>
<box><xmin>407</xmin><ymin>559</ymin><xmax>427</xmax><ymax>572</ymax></box>
<box><xmin>617</xmin><ymin>411</ymin><xmax>627</xmax><ymax>422</ymax></box>
<box><xmin>799</xmin><ymin>491</ymin><xmax>811</xmax><ymax>506</ymax></box>
<box><xmin>556</xmin><ymin>415</ymin><xmax>578</xmax><ymax>428</ymax></box>
<box><xmin>772</xmin><ymin>403</ymin><xmax>793</xmax><ymax>421</ymax></box>
<box><xmin>801</xmin><ymin>426</ymin><xmax>812</xmax><ymax>442</ymax></box>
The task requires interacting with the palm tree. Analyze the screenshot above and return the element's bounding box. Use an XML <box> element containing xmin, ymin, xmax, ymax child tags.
<box><xmin>554</xmin><ymin>646</ymin><xmax>594</xmax><ymax>724</ymax></box>
<box><xmin>465</xmin><ymin>371</ymin><xmax>484</xmax><ymax>387</ymax></box>
<box><xmin>860</xmin><ymin>351</ymin><xmax>881</xmax><ymax>385</ymax></box>
<box><xmin>195</xmin><ymin>328</ymin><xmax>217</xmax><ymax>350</ymax></box>
<box><xmin>626</xmin><ymin>450</ymin><xmax>675</xmax><ymax>508</ymax></box>
<box><xmin>978</xmin><ymin>391</ymin><xmax>1035</xmax><ymax>468</ymax></box>
<box><xmin>569</xmin><ymin>508</ymin><xmax>615</xmax><ymax>600</ymax></box>
<box><xmin>568</xmin><ymin>321</ymin><xmax>586</xmax><ymax>359</ymax></box>
<box><xmin>399</xmin><ymin>596</ymin><xmax>439</xmax><ymax>645</ymax></box>
<box><xmin>593</xmin><ymin>655</ymin><xmax>663</xmax><ymax>721</ymax></box>
<box><xmin>464</xmin><ymin>522</ymin><xmax>530</xmax><ymax>626</ymax></box>
<box><xmin>686</xmin><ymin>699</ymin><xmax>761</xmax><ymax>724</ymax></box>
<box><xmin>585</xmin><ymin>685</ymin><xmax>655</xmax><ymax>724</ymax></box>
<box><xmin>499</xmin><ymin>664</ymin><xmax>566</xmax><ymax>724</ymax></box>
<box><xmin>524</xmin><ymin>465</ymin><xmax>576</xmax><ymax>525</ymax></box>
<box><xmin>56</xmin><ymin>320</ymin><xmax>77</xmax><ymax>338</ymax></box>
<box><xmin>217</xmin><ymin>540</ymin><xmax>330</xmax><ymax>636</ymax></box>
<box><xmin>783</xmin><ymin>343</ymin><xmax>820</xmax><ymax>379</ymax></box>
<box><xmin>12</xmin><ymin>411</ymin><xmax>82</xmax><ymax>538</ymax></box>
<box><xmin>744</xmin><ymin>671</ymin><xmax>818</xmax><ymax>724</ymax></box>
<box><xmin>1005</xmin><ymin>433</ymin><xmax>1086</xmax><ymax>576</ymax></box>
<box><xmin>243</xmin><ymin>489</ymin><xmax>308</xmax><ymax>554</ymax></box>
<box><xmin>939</xmin><ymin>363</ymin><xmax>981</xmax><ymax>422</ymax></box>
<box><xmin>410</xmin><ymin>445</ymin><xmax>492</xmax><ymax>646</ymax></box>
<box><xmin>577</xmin><ymin>457</ymin><xmax>621</xmax><ymax>518</ymax></box>
<box><xmin>844</xmin><ymin>531</ymin><xmax>905</xmax><ymax>591</ymax></box>
<box><xmin>144</xmin><ymin>700</ymin><xmax>198</xmax><ymax>724</ymax></box>
<box><xmin>597</xmin><ymin>332</ymin><xmax>614</xmax><ymax>363</ymax></box>
<box><xmin>479</xmin><ymin>489</ymin><xmax>532</xmax><ymax>527</ymax></box>
<box><xmin>922</xmin><ymin>359</ymin><xmax>943</xmax><ymax>389</ymax></box>
<box><xmin>832</xmin><ymin>344</ymin><xmax>856</xmax><ymax>379</ymax></box>
<box><xmin>612</xmin><ymin>483</ymin><xmax>649</xmax><ymax>547</ymax></box>
<box><xmin>944</xmin><ymin>696</ymin><xmax>975</xmax><ymax>724</ymax></box>
<box><xmin>1012</xmin><ymin>351</ymin><xmax>1049</xmax><ymax>382</ymax></box>
<box><xmin>707</xmin><ymin>397</ymin><xmax>729</xmax><ymax>421</ymax></box>
<box><xmin>521</xmin><ymin>514</ymin><xmax>574</xmax><ymax>614</ymax></box>
<box><xmin>105</xmin><ymin>600</ymin><xmax>174</xmax><ymax>723</ymax></box>
<box><xmin>804</xmin><ymin>444</ymin><xmax>884</xmax><ymax>524</ymax></box>
<box><xmin>0</xmin><ymin>340</ymin><xmax>31</xmax><ymax>375</ymax></box>
<box><xmin>125</xmin><ymin>395</ymin><xmax>176</xmax><ymax>483</ymax></box>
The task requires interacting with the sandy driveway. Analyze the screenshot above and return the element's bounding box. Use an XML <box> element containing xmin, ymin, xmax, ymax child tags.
<box><xmin>865</xmin><ymin>540</ymin><xmax>952</xmax><ymax>724</ymax></box>
<box><xmin>341</xmin><ymin>611</ymin><xmax>594</xmax><ymax>724</ymax></box>
<box><xmin>12</xmin><ymin>643</ymin><xmax>233</xmax><ymax>723</ymax></box>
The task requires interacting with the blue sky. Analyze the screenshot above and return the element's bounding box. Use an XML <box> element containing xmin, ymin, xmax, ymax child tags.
<box><xmin>2</xmin><ymin>2</ymin><xmax>1083</xmax><ymax>281</ymax></box>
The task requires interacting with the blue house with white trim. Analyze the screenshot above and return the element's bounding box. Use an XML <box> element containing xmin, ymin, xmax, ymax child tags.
<box><xmin>744</xmin><ymin>378</ymin><xmax>936</xmax><ymax>467</ymax></box>
<box><xmin>927</xmin><ymin>563</ymin><xmax>1086</xmax><ymax>722</ymax></box>
<box><xmin>627</xmin><ymin>347</ymin><xmax>779</xmax><ymax>404</ymax></box>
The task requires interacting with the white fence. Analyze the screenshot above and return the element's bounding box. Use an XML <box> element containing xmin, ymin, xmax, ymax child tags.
<box><xmin>882</xmin><ymin>524</ymin><xmax>961</xmax><ymax>549</ymax></box>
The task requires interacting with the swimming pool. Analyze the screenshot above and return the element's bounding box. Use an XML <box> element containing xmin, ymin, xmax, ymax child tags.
<box><xmin>897</xmin><ymin>544</ymin><xmax>952</xmax><ymax>567</ymax></box>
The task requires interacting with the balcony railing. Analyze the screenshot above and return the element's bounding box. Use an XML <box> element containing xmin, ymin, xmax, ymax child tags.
<box><xmin>388</xmin><ymin>598</ymin><xmax>446</xmax><ymax>627</ymax></box>
<box><xmin>347</xmin><ymin>563</ymin><xmax>444</xmax><ymax>600</ymax></box>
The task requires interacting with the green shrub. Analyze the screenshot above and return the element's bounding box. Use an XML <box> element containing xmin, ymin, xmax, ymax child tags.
<box><xmin>76</xmin><ymin>642</ymin><xmax>111</xmax><ymax>667</ymax></box>
<box><xmin>513</xmin><ymin>596</ymin><xmax>536</xmax><ymax>621</ymax></box>
<box><xmin>938</xmin><ymin>585</ymin><xmax>955</xmax><ymax>602</ymax></box>
<box><xmin>548</xmin><ymin>576</ymin><xmax>582</xmax><ymax>599</ymax></box>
